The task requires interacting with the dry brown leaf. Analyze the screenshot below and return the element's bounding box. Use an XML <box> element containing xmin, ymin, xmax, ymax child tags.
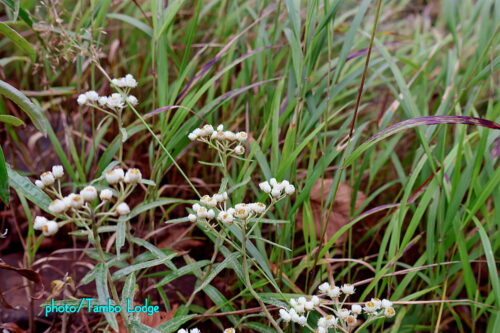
<box><xmin>297</xmin><ymin>179</ymin><xmax>366</xmax><ymax>244</ymax></box>
<box><xmin>117</xmin><ymin>302</ymin><xmax>177</xmax><ymax>332</ymax></box>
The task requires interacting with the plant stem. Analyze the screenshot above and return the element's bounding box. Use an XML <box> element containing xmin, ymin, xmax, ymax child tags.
<box><xmin>91</xmin><ymin>218</ymin><xmax>130</xmax><ymax>331</ymax></box>
<box><xmin>241</xmin><ymin>220</ymin><xmax>283</xmax><ymax>333</ymax></box>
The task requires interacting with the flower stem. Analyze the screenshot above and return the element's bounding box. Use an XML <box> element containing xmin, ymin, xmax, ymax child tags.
<box><xmin>241</xmin><ymin>220</ymin><xmax>283</xmax><ymax>333</ymax></box>
<box><xmin>91</xmin><ymin>216</ymin><xmax>130</xmax><ymax>331</ymax></box>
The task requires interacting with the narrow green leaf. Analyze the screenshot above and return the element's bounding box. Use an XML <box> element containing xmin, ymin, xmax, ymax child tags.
<box><xmin>0</xmin><ymin>146</ymin><xmax>9</xmax><ymax>204</ymax></box>
<box><xmin>7</xmin><ymin>166</ymin><xmax>51</xmax><ymax>211</ymax></box>
<box><xmin>112</xmin><ymin>255</ymin><xmax>176</xmax><ymax>280</ymax></box>
<box><xmin>0</xmin><ymin>80</ymin><xmax>48</xmax><ymax>135</ymax></box>
<box><xmin>107</xmin><ymin>13</ymin><xmax>153</xmax><ymax>37</ymax></box>
<box><xmin>0</xmin><ymin>114</ymin><xmax>24</xmax><ymax>126</ymax></box>
<box><xmin>0</xmin><ymin>22</ymin><xmax>36</xmax><ymax>61</ymax></box>
<box><xmin>95</xmin><ymin>263</ymin><xmax>119</xmax><ymax>331</ymax></box>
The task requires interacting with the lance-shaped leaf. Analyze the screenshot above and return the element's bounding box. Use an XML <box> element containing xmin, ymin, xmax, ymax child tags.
<box><xmin>0</xmin><ymin>80</ymin><xmax>48</xmax><ymax>136</ymax></box>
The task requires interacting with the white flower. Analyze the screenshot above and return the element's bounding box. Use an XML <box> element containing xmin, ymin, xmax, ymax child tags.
<box><xmin>190</xmin><ymin>329</ymin><xmax>201</xmax><ymax>333</ymax></box>
<box><xmin>217</xmin><ymin>211</ymin><xmax>234</xmax><ymax>224</ymax></box>
<box><xmin>346</xmin><ymin>315</ymin><xmax>357</xmax><ymax>326</ymax></box>
<box><xmin>235</xmin><ymin>131</ymin><xmax>248</xmax><ymax>142</ymax></box>
<box><xmin>100</xmin><ymin>189</ymin><xmax>113</xmax><ymax>201</ymax></box>
<box><xmin>304</xmin><ymin>301</ymin><xmax>314</xmax><ymax>311</ymax></box>
<box><xmin>127</xmin><ymin>95</ymin><xmax>138</xmax><ymax>105</ymax></box>
<box><xmin>40</xmin><ymin>171</ymin><xmax>55</xmax><ymax>186</ymax></box>
<box><xmin>384</xmin><ymin>307</ymin><xmax>396</xmax><ymax>318</ymax></box>
<box><xmin>49</xmin><ymin>199</ymin><xmax>68</xmax><ymax>214</ymax></box>
<box><xmin>234</xmin><ymin>145</ymin><xmax>245</xmax><ymax>155</ymax></box>
<box><xmin>106</xmin><ymin>93</ymin><xmax>124</xmax><ymax>108</ymax></box>
<box><xmin>205</xmin><ymin>197</ymin><xmax>217</xmax><ymax>208</ymax></box>
<box><xmin>223</xmin><ymin>329</ymin><xmax>235</xmax><ymax>333</ymax></box>
<box><xmin>80</xmin><ymin>186</ymin><xmax>97</xmax><ymax>202</ymax></box>
<box><xmin>363</xmin><ymin>301</ymin><xmax>377</xmax><ymax>314</ymax></box>
<box><xmin>188</xmin><ymin>132</ymin><xmax>198</xmax><ymax>141</ymax></box>
<box><xmin>196</xmin><ymin>207</ymin><xmax>208</xmax><ymax>218</ymax></box>
<box><xmin>296</xmin><ymin>315</ymin><xmax>307</xmax><ymax>326</ymax></box>
<box><xmin>351</xmin><ymin>304</ymin><xmax>362</xmax><ymax>315</ymax></box>
<box><xmin>328</xmin><ymin>286</ymin><xmax>341</xmax><ymax>298</ymax></box>
<box><xmin>249</xmin><ymin>202</ymin><xmax>266</xmax><ymax>214</ymax></box>
<box><xmin>227</xmin><ymin>208</ymin><xmax>235</xmax><ymax>215</ymax></box>
<box><xmin>325</xmin><ymin>315</ymin><xmax>338</xmax><ymax>327</ymax></box>
<box><xmin>381</xmin><ymin>299</ymin><xmax>392</xmax><ymax>309</ymax></box>
<box><xmin>371</xmin><ymin>298</ymin><xmax>382</xmax><ymax>310</ymax></box>
<box><xmin>317</xmin><ymin>327</ymin><xmax>327</xmax><ymax>333</ymax></box>
<box><xmin>279</xmin><ymin>308</ymin><xmax>291</xmax><ymax>322</ymax></box>
<box><xmin>98</xmin><ymin>96</ymin><xmax>108</xmax><ymax>106</ymax></box>
<box><xmin>341</xmin><ymin>283</ymin><xmax>355</xmax><ymax>295</ymax></box>
<box><xmin>284</xmin><ymin>184</ymin><xmax>295</xmax><ymax>195</ymax></box>
<box><xmin>42</xmin><ymin>221</ymin><xmax>59</xmax><ymax>236</ymax></box>
<box><xmin>318</xmin><ymin>282</ymin><xmax>330</xmax><ymax>293</ymax></box>
<box><xmin>77</xmin><ymin>94</ymin><xmax>87</xmax><ymax>105</ymax></box>
<box><xmin>224</xmin><ymin>131</ymin><xmax>236</xmax><ymax>141</ymax></box>
<box><xmin>35</xmin><ymin>180</ymin><xmax>44</xmax><ymax>189</ymax></box>
<box><xmin>52</xmin><ymin>165</ymin><xmax>64</xmax><ymax>178</ymax></box>
<box><xmin>68</xmin><ymin>193</ymin><xmax>84</xmax><ymax>209</ymax></box>
<box><xmin>317</xmin><ymin>317</ymin><xmax>327</xmax><ymax>328</ymax></box>
<box><xmin>34</xmin><ymin>216</ymin><xmax>48</xmax><ymax>230</ymax></box>
<box><xmin>188</xmin><ymin>214</ymin><xmax>197</xmax><ymax>222</ymax></box>
<box><xmin>112</xmin><ymin>78</ymin><xmax>126</xmax><ymax>87</ymax></box>
<box><xmin>85</xmin><ymin>90</ymin><xmax>99</xmax><ymax>101</ymax></box>
<box><xmin>289</xmin><ymin>308</ymin><xmax>299</xmax><ymax>322</ymax></box>
<box><xmin>201</xmin><ymin>124</ymin><xmax>214</xmax><ymax>136</ymax></box>
<box><xmin>293</xmin><ymin>297</ymin><xmax>305</xmax><ymax>313</ymax></box>
<box><xmin>271</xmin><ymin>187</ymin><xmax>282</xmax><ymax>197</ymax></box>
<box><xmin>177</xmin><ymin>330</ymin><xmax>188</xmax><ymax>333</ymax></box>
<box><xmin>116</xmin><ymin>202</ymin><xmax>130</xmax><ymax>215</ymax></box>
<box><xmin>192</xmin><ymin>203</ymin><xmax>201</xmax><ymax>211</ymax></box>
<box><xmin>124</xmin><ymin>74</ymin><xmax>137</xmax><ymax>88</ymax></box>
<box><xmin>311</xmin><ymin>295</ymin><xmax>320</xmax><ymax>306</ymax></box>
<box><xmin>269</xmin><ymin>178</ymin><xmax>278</xmax><ymax>186</ymax></box>
<box><xmin>234</xmin><ymin>206</ymin><xmax>250</xmax><ymax>219</ymax></box>
<box><xmin>124</xmin><ymin>168</ymin><xmax>142</xmax><ymax>184</ymax></box>
<box><xmin>207</xmin><ymin>209</ymin><xmax>215</xmax><ymax>219</ymax></box>
<box><xmin>259</xmin><ymin>181</ymin><xmax>272</xmax><ymax>193</ymax></box>
<box><xmin>62</xmin><ymin>195</ymin><xmax>72</xmax><ymax>208</ymax></box>
<box><xmin>216</xmin><ymin>124</ymin><xmax>224</xmax><ymax>131</ymax></box>
<box><xmin>213</xmin><ymin>193</ymin><xmax>224</xmax><ymax>202</ymax></box>
<box><xmin>105</xmin><ymin>168</ymin><xmax>125</xmax><ymax>184</ymax></box>
<box><xmin>337</xmin><ymin>308</ymin><xmax>350</xmax><ymax>319</ymax></box>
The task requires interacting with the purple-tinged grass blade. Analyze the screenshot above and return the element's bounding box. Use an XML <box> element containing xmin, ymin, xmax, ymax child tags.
<box><xmin>344</xmin><ymin>115</ymin><xmax>500</xmax><ymax>167</ymax></box>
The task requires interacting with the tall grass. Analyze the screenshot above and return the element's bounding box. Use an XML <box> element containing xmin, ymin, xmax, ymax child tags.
<box><xmin>0</xmin><ymin>0</ymin><xmax>499</xmax><ymax>332</ymax></box>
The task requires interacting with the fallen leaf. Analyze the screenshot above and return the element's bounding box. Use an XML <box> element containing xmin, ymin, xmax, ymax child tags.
<box><xmin>116</xmin><ymin>302</ymin><xmax>177</xmax><ymax>332</ymax></box>
<box><xmin>297</xmin><ymin>179</ymin><xmax>366</xmax><ymax>244</ymax></box>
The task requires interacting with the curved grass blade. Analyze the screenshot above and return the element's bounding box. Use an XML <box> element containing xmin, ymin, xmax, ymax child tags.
<box><xmin>0</xmin><ymin>146</ymin><xmax>8</xmax><ymax>204</ymax></box>
<box><xmin>0</xmin><ymin>80</ymin><xmax>48</xmax><ymax>136</ymax></box>
<box><xmin>344</xmin><ymin>115</ymin><xmax>500</xmax><ymax>167</ymax></box>
<box><xmin>0</xmin><ymin>114</ymin><xmax>24</xmax><ymax>126</ymax></box>
<box><xmin>0</xmin><ymin>22</ymin><xmax>36</xmax><ymax>61</ymax></box>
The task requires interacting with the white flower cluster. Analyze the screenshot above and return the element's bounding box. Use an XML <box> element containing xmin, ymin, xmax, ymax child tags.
<box><xmin>77</xmin><ymin>74</ymin><xmax>138</xmax><ymax>109</ymax></box>
<box><xmin>277</xmin><ymin>281</ymin><xmax>396</xmax><ymax>331</ymax></box>
<box><xmin>33</xmin><ymin>216</ymin><xmax>59</xmax><ymax>236</ymax></box>
<box><xmin>177</xmin><ymin>328</ymin><xmax>235</xmax><ymax>333</ymax></box>
<box><xmin>279</xmin><ymin>296</ymin><xmax>320</xmax><ymax>326</ymax></box>
<box><xmin>188</xmin><ymin>124</ymin><xmax>247</xmax><ymax>156</ymax></box>
<box><xmin>111</xmin><ymin>74</ymin><xmax>138</xmax><ymax>88</ymax></box>
<box><xmin>259</xmin><ymin>178</ymin><xmax>295</xmax><ymax>199</ymax></box>
<box><xmin>32</xmin><ymin>165</ymin><xmax>143</xmax><ymax>236</ymax></box>
<box><xmin>34</xmin><ymin>165</ymin><xmax>64</xmax><ymax>189</ymax></box>
<box><xmin>187</xmin><ymin>190</ymin><xmax>267</xmax><ymax>227</ymax></box>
